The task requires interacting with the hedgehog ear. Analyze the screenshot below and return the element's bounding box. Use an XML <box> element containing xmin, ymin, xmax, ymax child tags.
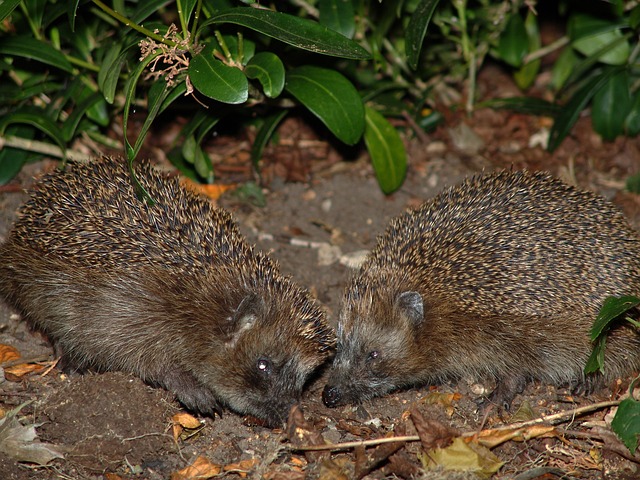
<box><xmin>395</xmin><ymin>291</ymin><xmax>424</xmax><ymax>327</ymax></box>
<box><xmin>227</xmin><ymin>294</ymin><xmax>265</xmax><ymax>346</ymax></box>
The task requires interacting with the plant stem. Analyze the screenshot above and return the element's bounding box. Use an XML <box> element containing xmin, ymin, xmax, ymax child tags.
<box><xmin>522</xmin><ymin>36</ymin><xmax>570</xmax><ymax>65</ymax></box>
<box><xmin>90</xmin><ymin>0</ymin><xmax>177</xmax><ymax>46</ymax></box>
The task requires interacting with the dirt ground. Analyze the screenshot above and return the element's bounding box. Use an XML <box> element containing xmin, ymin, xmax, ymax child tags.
<box><xmin>3</xmin><ymin>65</ymin><xmax>640</xmax><ymax>479</ymax></box>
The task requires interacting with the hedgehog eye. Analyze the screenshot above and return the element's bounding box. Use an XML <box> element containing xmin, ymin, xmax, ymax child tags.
<box><xmin>366</xmin><ymin>350</ymin><xmax>380</xmax><ymax>362</ymax></box>
<box><xmin>257</xmin><ymin>357</ymin><xmax>273</xmax><ymax>376</ymax></box>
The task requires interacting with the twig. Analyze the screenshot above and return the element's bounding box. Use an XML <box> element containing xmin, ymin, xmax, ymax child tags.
<box><xmin>291</xmin><ymin>400</ymin><xmax>621</xmax><ymax>452</ymax></box>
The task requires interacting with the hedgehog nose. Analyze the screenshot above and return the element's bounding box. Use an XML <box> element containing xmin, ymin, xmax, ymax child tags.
<box><xmin>322</xmin><ymin>385</ymin><xmax>342</xmax><ymax>408</ymax></box>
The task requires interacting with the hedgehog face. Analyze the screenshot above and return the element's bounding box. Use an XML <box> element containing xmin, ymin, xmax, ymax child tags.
<box><xmin>323</xmin><ymin>290</ymin><xmax>426</xmax><ymax>408</ymax></box>
<box><xmin>197</xmin><ymin>291</ymin><xmax>334</xmax><ymax>426</ymax></box>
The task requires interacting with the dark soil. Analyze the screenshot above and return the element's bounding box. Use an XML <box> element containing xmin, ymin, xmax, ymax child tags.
<box><xmin>2</xmin><ymin>65</ymin><xmax>640</xmax><ymax>479</ymax></box>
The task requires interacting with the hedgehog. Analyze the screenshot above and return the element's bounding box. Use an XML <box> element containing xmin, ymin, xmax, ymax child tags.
<box><xmin>0</xmin><ymin>156</ymin><xmax>335</xmax><ymax>426</ymax></box>
<box><xmin>322</xmin><ymin>170</ymin><xmax>640</xmax><ymax>410</ymax></box>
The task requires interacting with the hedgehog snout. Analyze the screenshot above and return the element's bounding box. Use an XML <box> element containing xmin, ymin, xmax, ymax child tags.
<box><xmin>322</xmin><ymin>384</ymin><xmax>342</xmax><ymax>408</ymax></box>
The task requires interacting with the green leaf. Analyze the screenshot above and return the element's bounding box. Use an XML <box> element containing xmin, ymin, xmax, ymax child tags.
<box><xmin>285</xmin><ymin>65</ymin><xmax>364</xmax><ymax>145</ymax></box>
<box><xmin>627</xmin><ymin>172</ymin><xmax>640</xmax><ymax>193</ymax></box>
<box><xmin>513</xmin><ymin>11</ymin><xmax>541</xmax><ymax>90</ymax></box>
<box><xmin>548</xmin><ymin>68</ymin><xmax>619</xmax><ymax>152</ymax></box>
<box><xmin>584</xmin><ymin>334</ymin><xmax>606</xmax><ymax>374</ymax></box>
<box><xmin>551</xmin><ymin>47</ymin><xmax>579</xmax><ymax>91</ymax></box>
<box><xmin>0</xmin><ymin>35</ymin><xmax>73</xmax><ymax>73</ymax></box>
<box><xmin>498</xmin><ymin>13</ymin><xmax>528</xmax><ymax>68</ymax></box>
<box><xmin>61</xmin><ymin>92</ymin><xmax>103</xmax><ymax>141</ymax></box>
<box><xmin>251</xmin><ymin>110</ymin><xmax>288</xmax><ymax>170</ymax></box>
<box><xmin>568</xmin><ymin>13</ymin><xmax>628</xmax><ymax>41</ymax></box>
<box><xmin>363</xmin><ymin>106</ymin><xmax>407</xmax><ymax>194</ymax></box>
<box><xmin>131</xmin><ymin>0</ymin><xmax>175</xmax><ymax>24</ymax></box>
<box><xmin>319</xmin><ymin>0</ymin><xmax>355</xmax><ymax>38</ymax></box>
<box><xmin>591</xmin><ymin>295</ymin><xmax>640</xmax><ymax>341</ymax></box>
<box><xmin>591</xmin><ymin>68</ymin><xmax>630</xmax><ymax>141</ymax></box>
<box><xmin>178</xmin><ymin>0</ymin><xmax>199</xmax><ymax>28</ymax></box>
<box><xmin>0</xmin><ymin>0</ymin><xmax>22</xmax><ymax>23</ymax></box>
<box><xmin>203</xmin><ymin>7</ymin><xmax>370</xmax><ymax>59</ymax></box>
<box><xmin>123</xmin><ymin>49</ymin><xmax>163</xmax><ymax>159</ymax></box>
<box><xmin>98</xmin><ymin>45</ymin><xmax>125</xmax><ymax>104</ymax></box>
<box><xmin>406</xmin><ymin>0</ymin><xmax>441</xmax><ymax>70</ymax></box>
<box><xmin>569</xmin><ymin>15</ymin><xmax>630</xmax><ymax>65</ymax></box>
<box><xmin>189</xmin><ymin>45</ymin><xmax>248</xmax><ymax>104</ymax></box>
<box><xmin>245</xmin><ymin>52</ymin><xmax>285</xmax><ymax>98</ymax></box>
<box><xmin>625</xmin><ymin>90</ymin><xmax>640</xmax><ymax>136</ymax></box>
<box><xmin>0</xmin><ymin>108</ymin><xmax>66</xmax><ymax>155</ymax></box>
<box><xmin>611</xmin><ymin>396</ymin><xmax>640</xmax><ymax>453</ymax></box>
<box><xmin>0</xmin><ymin>125</ymin><xmax>35</xmax><ymax>185</ymax></box>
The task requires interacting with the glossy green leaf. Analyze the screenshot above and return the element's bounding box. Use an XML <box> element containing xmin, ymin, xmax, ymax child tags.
<box><xmin>189</xmin><ymin>45</ymin><xmax>248</xmax><ymax>104</ymax></box>
<box><xmin>406</xmin><ymin>0</ymin><xmax>440</xmax><ymax>70</ymax></box>
<box><xmin>178</xmin><ymin>0</ymin><xmax>199</xmax><ymax>28</ymax></box>
<box><xmin>0</xmin><ymin>126</ymin><xmax>35</xmax><ymax>185</ymax></box>
<box><xmin>131</xmin><ymin>0</ymin><xmax>175</xmax><ymax>24</ymax></box>
<box><xmin>611</xmin><ymin>396</ymin><xmax>640</xmax><ymax>453</ymax></box>
<box><xmin>625</xmin><ymin>90</ymin><xmax>640</xmax><ymax>136</ymax></box>
<box><xmin>98</xmin><ymin>45</ymin><xmax>125</xmax><ymax>104</ymax></box>
<box><xmin>67</xmin><ymin>0</ymin><xmax>81</xmax><ymax>31</ymax></box>
<box><xmin>0</xmin><ymin>36</ymin><xmax>73</xmax><ymax>73</ymax></box>
<box><xmin>245</xmin><ymin>52</ymin><xmax>285</xmax><ymax>98</ymax></box>
<box><xmin>592</xmin><ymin>68</ymin><xmax>630</xmax><ymax>141</ymax></box>
<box><xmin>62</xmin><ymin>92</ymin><xmax>103</xmax><ymax>141</ymax></box>
<box><xmin>591</xmin><ymin>295</ymin><xmax>640</xmax><ymax>341</ymax></box>
<box><xmin>319</xmin><ymin>0</ymin><xmax>355</xmax><ymax>38</ymax></box>
<box><xmin>193</xmin><ymin>145</ymin><xmax>214</xmax><ymax>183</ymax></box>
<box><xmin>568</xmin><ymin>13</ymin><xmax>628</xmax><ymax>41</ymax></box>
<box><xmin>123</xmin><ymin>50</ymin><xmax>163</xmax><ymax>160</ymax></box>
<box><xmin>0</xmin><ymin>108</ymin><xmax>66</xmax><ymax>155</ymax></box>
<box><xmin>363</xmin><ymin>106</ymin><xmax>407</xmax><ymax>194</ymax></box>
<box><xmin>285</xmin><ymin>65</ymin><xmax>364</xmax><ymax>145</ymax></box>
<box><xmin>513</xmin><ymin>11</ymin><xmax>541</xmax><ymax>89</ymax></box>
<box><xmin>551</xmin><ymin>47</ymin><xmax>579</xmax><ymax>91</ymax></box>
<box><xmin>584</xmin><ymin>334</ymin><xmax>606</xmax><ymax>374</ymax></box>
<box><xmin>203</xmin><ymin>7</ymin><xmax>370</xmax><ymax>59</ymax></box>
<box><xmin>251</xmin><ymin>109</ymin><xmax>288</xmax><ymax>170</ymax></box>
<box><xmin>569</xmin><ymin>15</ymin><xmax>630</xmax><ymax>65</ymax></box>
<box><xmin>548</xmin><ymin>68</ymin><xmax>618</xmax><ymax>152</ymax></box>
<box><xmin>498</xmin><ymin>13</ymin><xmax>528</xmax><ymax>67</ymax></box>
<box><xmin>559</xmin><ymin>33</ymin><xmax>631</xmax><ymax>97</ymax></box>
<box><xmin>0</xmin><ymin>0</ymin><xmax>22</xmax><ymax>23</ymax></box>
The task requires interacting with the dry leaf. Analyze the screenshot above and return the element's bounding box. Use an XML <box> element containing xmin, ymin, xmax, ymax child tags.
<box><xmin>4</xmin><ymin>363</ymin><xmax>46</xmax><ymax>380</ymax></box>
<box><xmin>0</xmin><ymin>402</ymin><xmax>64</xmax><ymax>465</ymax></box>
<box><xmin>173</xmin><ymin>412</ymin><xmax>202</xmax><ymax>429</ymax></box>
<box><xmin>286</xmin><ymin>405</ymin><xmax>327</xmax><ymax>462</ymax></box>
<box><xmin>474</xmin><ymin>424</ymin><xmax>556</xmax><ymax>448</ymax></box>
<box><xmin>183</xmin><ymin>179</ymin><xmax>235</xmax><ymax>200</ymax></box>
<box><xmin>171</xmin><ymin>412</ymin><xmax>204</xmax><ymax>441</ymax></box>
<box><xmin>317</xmin><ymin>457</ymin><xmax>351</xmax><ymax>480</ymax></box>
<box><xmin>420</xmin><ymin>437</ymin><xmax>504</xmax><ymax>478</ymax></box>
<box><xmin>104</xmin><ymin>474</ymin><xmax>123</xmax><ymax>480</ymax></box>
<box><xmin>223</xmin><ymin>458</ymin><xmax>259</xmax><ymax>477</ymax></box>
<box><xmin>0</xmin><ymin>344</ymin><xmax>20</xmax><ymax>363</ymax></box>
<box><xmin>171</xmin><ymin>455</ymin><xmax>221</xmax><ymax>480</ymax></box>
<box><xmin>410</xmin><ymin>405</ymin><xmax>457</xmax><ymax>450</ymax></box>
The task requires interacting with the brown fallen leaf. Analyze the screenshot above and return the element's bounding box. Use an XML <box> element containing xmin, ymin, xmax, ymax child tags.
<box><xmin>104</xmin><ymin>474</ymin><xmax>123</xmax><ymax>480</ymax></box>
<box><xmin>0</xmin><ymin>344</ymin><xmax>20</xmax><ymax>363</ymax></box>
<box><xmin>171</xmin><ymin>456</ymin><xmax>221</xmax><ymax>480</ymax></box>
<box><xmin>473</xmin><ymin>424</ymin><xmax>557</xmax><ymax>448</ymax></box>
<box><xmin>419</xmin><ymin>437</ymin><xmax>504</xmax><ymax>477</ymax></box>
<box><xmin>4</xmin><ymin>363</ymin><xmax>46</xmax><ymax>381</ymax></box>
<box><xmin>171</xmin><ymin>412</ymin><xmax>204</xmax><ymax>441</ymax></box>
<box><xmin>286</xmin><ymin>405</ymin><xmax>328</xmax><ymax>462</ymax></box>
<box><xmin>223</xmin><ymin>458</ymin><xmax>259</xmax><ymax>478</ymax></box>
<box><xmin>410</xmin><ymin>405</ymin><xmax>457</xmax><ymax>450</ymax></box>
